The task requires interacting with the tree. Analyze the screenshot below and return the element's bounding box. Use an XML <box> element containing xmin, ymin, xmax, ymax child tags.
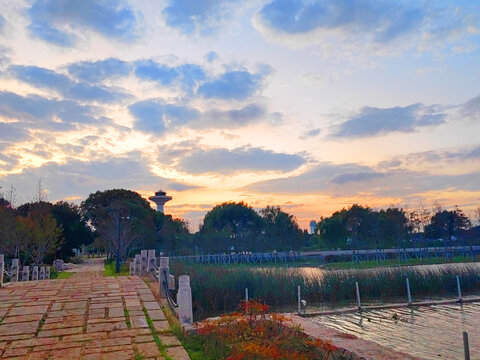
<box><xmin>260</xmin><ymin>206</ymin><xmax>305</xmax><ymax>250</ymax></box>
<box><xmin>426</xmin><ymin>206</ymin><xmax>471</xmax><ymax>246</ymax></box>
<box><xmin>28</xmin><ymin>210</ymin><xmax>63</xmax><ymax>265</ymax></box>
<box><xmin>153</xmin><ymin>211</ymin><xmax>191</xmax><ymax>255</ymax></box>
<box><xmin>97</xmin><ymin>202</ymin><xmax>138</xmax><ymax>273</ymax></box>
<box><xmin>0</xmin><ymin>207</ymin><xmax>32</xmax><ymax>259</ymax></box>
<box><xmin>200</xmin><ymin>202</ymin><xmax>264</xmax><ymax>252</ymax></box>
<box><xmin>51</xmin><ymin>202</ymin><xmax>94</xmax><ymax>259</ymax></box>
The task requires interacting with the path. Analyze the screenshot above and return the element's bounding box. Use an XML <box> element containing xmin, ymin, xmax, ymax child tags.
<box><xmin>0</xmin><ymin>259</ymin><xmax>190</xmax><ymax>360</ymax></box>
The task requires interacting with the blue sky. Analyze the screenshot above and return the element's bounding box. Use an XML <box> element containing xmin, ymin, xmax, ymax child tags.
<box><xmin>0</xmin><ymin>0</ymin><xmax>479</xmax><ymax>229</ymax></box>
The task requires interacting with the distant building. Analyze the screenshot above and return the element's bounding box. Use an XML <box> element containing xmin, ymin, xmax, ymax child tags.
<box><xmin>148</xmin><ymin>190</ymin><xmax>172</xmax><ymax>213</ymax></box>
<box><xmin>309</xmin><ymin>220</ymin><xmax>316</xmax><ymax>234</ymax></box>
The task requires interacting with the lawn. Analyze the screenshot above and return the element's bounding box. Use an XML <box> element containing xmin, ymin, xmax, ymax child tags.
<box><xmin>103</xmin><ymin>259</ymin><xmax>130</xmax><ymax>276</ymax></box>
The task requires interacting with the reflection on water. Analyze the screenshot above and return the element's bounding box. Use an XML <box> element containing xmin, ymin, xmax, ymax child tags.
<box><xmin>313</xmin><ymin>302</ymin><xmax>480</xmax><ymax>360</ymax></box>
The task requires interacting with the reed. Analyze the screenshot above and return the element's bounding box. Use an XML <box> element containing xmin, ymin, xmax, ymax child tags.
<box><xmin>171</xmin><ymin>262</ymin><xmax>480</xmax><ymax>318</ymax></box>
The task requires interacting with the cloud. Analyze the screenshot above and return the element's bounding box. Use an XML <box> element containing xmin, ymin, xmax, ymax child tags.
<box><xmin>300</xmin><ymin>128</ymin><xmax>321</xmax><ymax>139</ymax></box>
<box><xmin>331</xmin><ymin>104</ymin><xmax>445</xmax><ymax>138</ymax></box>
<box><xmin>162</xmin><ymin>0</ymin><xmax>240</xmax><ymax>36</ymax></box>
<box><xmin>0</xmin><ymin>91</ymin><xmax>104</xmax><ymax>130</ymax></box>
<box><xmin>0</xmin><ymin>154</ymin><xmax>194</xmax><ymax>202</ymax></box>
<box><xmin>67</xmin><ymin>58</ymin><xmax>132</xmax><ymax>83</ymax></box>
<box><xmin>243</xmin><ymin>161</ymin><xmax>480</xmax><ymax>198</ymax></box>
<box><xmin>197</xmin><ymin>70</ymin><xmax>264</xmax><ymax>100</ymax></box>
<box><xmin>129</xmin><ymin>100</ymin><xmax>268</xmax><ymax>134</ymax></box>
<box><xmin>134</xmin><ymin>60</ymin><xmax>206</xmax><ymax>91</ymax></box>
<box><xmin>10</xmin><ymin>65</ymin><xmax>127</xmax><ymax>103</ymax></box>
<box><xmin>28</xmin><ymin>0</ymin><xmax>138</xmax><ymax>47</ymax></box>
<box><xmin>254</xmin><ymin>0</ymin><xmax>479</xmax><ymax>55</ymax></box>
<box><xmin>129</xmin><ymin>100</ymin><xmax>200</xmax><ymax>134</ymax></box>
<box><xmin>461</xmin><ymin>94</ymin><xmax>480</xmax><ymax>120</ymax></box>
<box><xmin>177</xmin><ymin>146</ymin><xmax>305</xmax><ymax>174</ymax></box>
<box><xmin>0</xmin><ymin>15</ymin><xmax>5</xmax><ymax>30</ymax></box>
<box><xmin>0</xmin><ymin>122</ymin><xmax>30</xmax><ymax>142</ymax></box>
<box><xmin>378</xmin><ymin>145</ymin><xmax>480</xmax><ymax>170</ymax></box>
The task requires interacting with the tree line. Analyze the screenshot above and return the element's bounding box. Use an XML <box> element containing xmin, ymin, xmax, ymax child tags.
<box><xmin>314</xmin><ymin>203</ymin><xmax>480</xmax><ymax>250</ymax></box>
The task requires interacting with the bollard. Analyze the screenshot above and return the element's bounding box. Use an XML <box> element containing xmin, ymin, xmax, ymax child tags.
<box><xmin>178</xmin><ymin>275</ymin><xmax>193</xmax><ymax>325</ymax></box>
<box><xmin>140</xmin><ymin>250</ymin><xmax>148</xmax><ymax>275</ymax></box>
<box><xmin>356</xmin><ymin>281</ymin><xmax>362</xmax><ymax>310</ymax></box>
<box><xmin>32</xmin><ymin>266</ymin><xmax>39</xmax><ymax>281</ymax></box>
<box><xmin>159</xmin><ymin>257</ymin><xmax>169</xmax><ymax>297</ymax></box>
<box><xmin>134</xmin><ymin>254</ymin><xmax>141</xmax><ymax>276</ymax></box>
<box><xmin>39</xmin><ymin>266</ymin><xmax>46</xmax><ymax>280</ymax></box>
<box><xmin>147</xmin><ymin>250</ymin><xmax>156</xmax><ymax>273</ymax></box>
<box><xmin>22</xmin><ymin>266</ymin><xmax>30</xmax><ymax>282</ymax></box>
<box><xmin>46</xmin><ymin>267</ymin><xmax>50</xmax><ymax>279</ymax></box>
<box><xmin>406</xmin><ymin>278</ymin><xmax>412</xmax><ymax>305</ymax></box>
<box><xmin>297</xmin><ymin>286</ymin><xmax>301</xmax><ymax>314</ymax></box>
<box><xmin>0</xmin><ymin>254</ymin><xmax>4</xmax><ymax>287</ymax></box>
<box><xmin>245</xmin><ymin>288</ymin><xmax>249</xmax><ymax>303</ymax></box>
<box><xmin>456</xmin><ymin>275</ymin><xmax>462</xmax><ymax>302</ymax></box>
<box><xmin>463</xmin><ymin>331</ymin><xmax>470</xmax><ymax>360</ymax></box>
<box><xmin>129</xmin><ymin>261</ymin><xmax>135</xmax><ymax>276</ymax></box>
<box><xmin>11</xmin><ymin>259</ymin><xmax>19</xmax><ymax>282</ymax></box>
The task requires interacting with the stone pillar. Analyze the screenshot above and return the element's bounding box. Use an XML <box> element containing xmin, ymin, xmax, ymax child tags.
<box><xmin>147</xmin><ymin>250</ymin><xmax>156</xmax><ymax>273</ymax></box>
<box><xmin>32</xmin><ymin>266</ymin><xmax>39</xmax><ymax>281</ymax></box>
<box><xmin>159</xmin><ymin>257</ymin><xmax>169</xmax><ymax>297</ymax></box>
<box><xmin>22</xmin><ymin>266</ymin><xmax>30</xmax><ymax>282</ymax></box>
<box><xmin>178</xmin><ymin>275</ymin><xmax>193</xmax><ymax>325</ymax></box>
<box><xmin>140</xmin><ymin>250</ymin><xmax>148</xmax><ymax>275</ymax></box>
<box><xmin>0</xmin><ymin>254</ymin><xmax>4</xmax><ymax>287</ymax></box>
<box><xmin>10</xmin><ymin>259</ymin><xmax>19</xmax><ymax>282</ymax></box>
<box><xmin>39</xmin><ymin>266</ymin><xmax>46</xmax><ymax>280</ymax></box>
<box><xmin>46</xmin><ymin>267</ymin><xmax>50</xmax><ymax>279</ymax></box>
<box><xmin>134</xmin><ymin>254</ymin><xmax>141</xmax><ymax>276</ymax></box>
<box><xmin>129</xmin><ymin>261</ymin><xmax>135</xmax><ymax>276</ymax></box>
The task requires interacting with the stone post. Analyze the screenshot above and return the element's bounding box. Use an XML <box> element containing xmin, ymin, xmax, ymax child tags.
<box><xmin>46</xmin><ymin>267</ymin><xmax>50</xmax><ymax>279</ymax></box>
<box><xmin>140</xmin><ymin>250</ymin><xmax>148</xmax><ymax>275</ymax></box>
<box><xmin>11</xmin><ymin>259</ymin><xmax>19</xmax><ymax>282</ymax></box>
<box><xmin>129</xmin><ymin>261</ymin><xmax>135</xmax><ymax>276</ymax></box>
<box><xmin>147</xmin><ymin>249</ymin><xmax>156</xmax><ymax>273</ymax></box>
<box><xmin>178</xmin><ymin>275</ymin><xmax>193</xmax><ymax>325</ymax></box>
<box><xmin>22</xmin><ymin>266</ymin><xmax>30</xmax><ymax>282</ymax></box>
<box><xmin>134</xmin><ymin>254</ymin><xmax>141</xmax><ymax>276</ymax></box>
<box><xmin>32</xmin><ymin>266</ymin><xmax>39</xmax><ymax>281</ymax></box>
<box><xmin>39</xmin><ymin>266</ymin><xmax>46</xmax><ymax>280</ymax></box>
<box><xmin>159</xmin><ymin>257</ymin><xmax>169</xmax><ymax>297</ymax></box>
<box><xmin>0</xmin><ymin>254</ymin><xmax>4</xmax><ymax>287</ymax></box>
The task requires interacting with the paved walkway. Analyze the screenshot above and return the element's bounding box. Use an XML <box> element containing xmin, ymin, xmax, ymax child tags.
<box><xmin>0</xmin><ymin>259</ymin><xmax>190</xmax><ymax>360</ymax></box>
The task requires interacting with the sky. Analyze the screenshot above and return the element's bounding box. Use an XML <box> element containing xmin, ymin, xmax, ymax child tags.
<box><xmin>0</xmin><ymin>0</ymin><xmax>479</xmax><ymax>230</ymax></box>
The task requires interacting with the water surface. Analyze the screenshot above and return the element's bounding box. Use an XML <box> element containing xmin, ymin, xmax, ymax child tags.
<box><xmin>313</xmin><ymin>302</ymin><xmax>480</xmax><ymax>360</ymax></box>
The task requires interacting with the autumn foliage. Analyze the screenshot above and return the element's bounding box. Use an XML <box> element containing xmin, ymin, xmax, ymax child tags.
<box><xmin>195</xmin><ymin>300</ymin><xmax>344</xmax><ymax>360</ymax></box>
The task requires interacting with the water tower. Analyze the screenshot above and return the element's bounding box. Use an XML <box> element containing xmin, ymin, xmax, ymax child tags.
<box><xmin>148</xmin><ymin>190</ymin><xmax>172</xmax><ymax>213</ymax></box>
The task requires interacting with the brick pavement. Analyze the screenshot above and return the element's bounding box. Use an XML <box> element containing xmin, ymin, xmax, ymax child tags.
<box><xmin>0</xmin><ymin>259</ymin><xmax>190</xmax><ymax>360</ymax></box>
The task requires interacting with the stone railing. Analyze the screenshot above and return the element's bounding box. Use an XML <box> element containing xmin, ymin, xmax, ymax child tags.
<box><xmin>129</xmin><ymin>250</ymin><xmax>193</xmax><ymax>326</ymax></box>
<box><xmin>0</xmin><ymin>254</ymin><xmax>50</xmax><ymax>287</ymax></box>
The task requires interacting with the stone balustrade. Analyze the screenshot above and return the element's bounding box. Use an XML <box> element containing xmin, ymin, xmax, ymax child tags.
<box><xmin>0</xmin><ymin>254</ymin><xmax>51</xmax><ymax>284</ymax></box>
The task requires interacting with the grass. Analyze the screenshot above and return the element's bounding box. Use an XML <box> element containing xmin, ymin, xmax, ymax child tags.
<box><xmin>142</xmin><ymin>307</ymin><xmax>173</xmax><ymax>360</ymax></box>
<box><xmin>49</xmin><ymin>267</ymin><xmax>74</xmax><ymax>279</ymax></box>
<box><xmin>323</xmin><ymin>256</ymin><xmax>480</xmax><ymax>269</ymax></box>
<box><xmin>103</xmin><ymin>259</ymin><xmax>130</xmax><ymax>277</ymax></box>
<box><xmin>171</xmin><ymin>261</ymin><xmax>480</xmax><ymax>318</ymax></box>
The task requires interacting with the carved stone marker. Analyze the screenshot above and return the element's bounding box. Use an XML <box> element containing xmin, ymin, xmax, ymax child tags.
<box><xmin>11</xmin><ymin>259</ymin><xmax>19</xmax><ymax>282</ymax></box>
<box><xmin>148</xmin><ymin>249</ymin><xmax>156</xmax><ymax>273</ymax></box>
<box><xmin>39</xmin><ymin>266</ymin><xmax>46</xmax><ymax>280</ymax></box>
<box><xmin>140</xmin><ymin>250</ymin><xmax>148</xmax><ymax>275</ymax></box>
<box><xmin>46</xmin><ymin>266</ymin><xmax>50</xmax><ymax>279</ymax></box>
<box><xmin>178</xmin><ymin>275</ymin><xmax>193</xmax><ymax>325</ymax></box>
<box><xmin>0</xmin><ymin>254</ymin><xmax>4</xmax><ymax>286</ymax></box>
<box><xmin>22</xmin><ymin>266</ymin><xmax>30</xmax><ymax>281</ymax></box>
<box><xmin>134</xmin><ymin>254</ymin><xmax>141</xmax><ymax>276</ymax></box>
<box><xmin>32</xmin><ymin>266</ymin><xmax>39</xmax><ymax>281</ymax></box>
<box><xmin>159</xmin><ymin>257</ymin><xmax>169</xmax><ymax>297</ymax></box>
<box><xmin>129</xmin><ymin>261</ymin><xmax>135</xmax><ymax>276</ymax></box>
